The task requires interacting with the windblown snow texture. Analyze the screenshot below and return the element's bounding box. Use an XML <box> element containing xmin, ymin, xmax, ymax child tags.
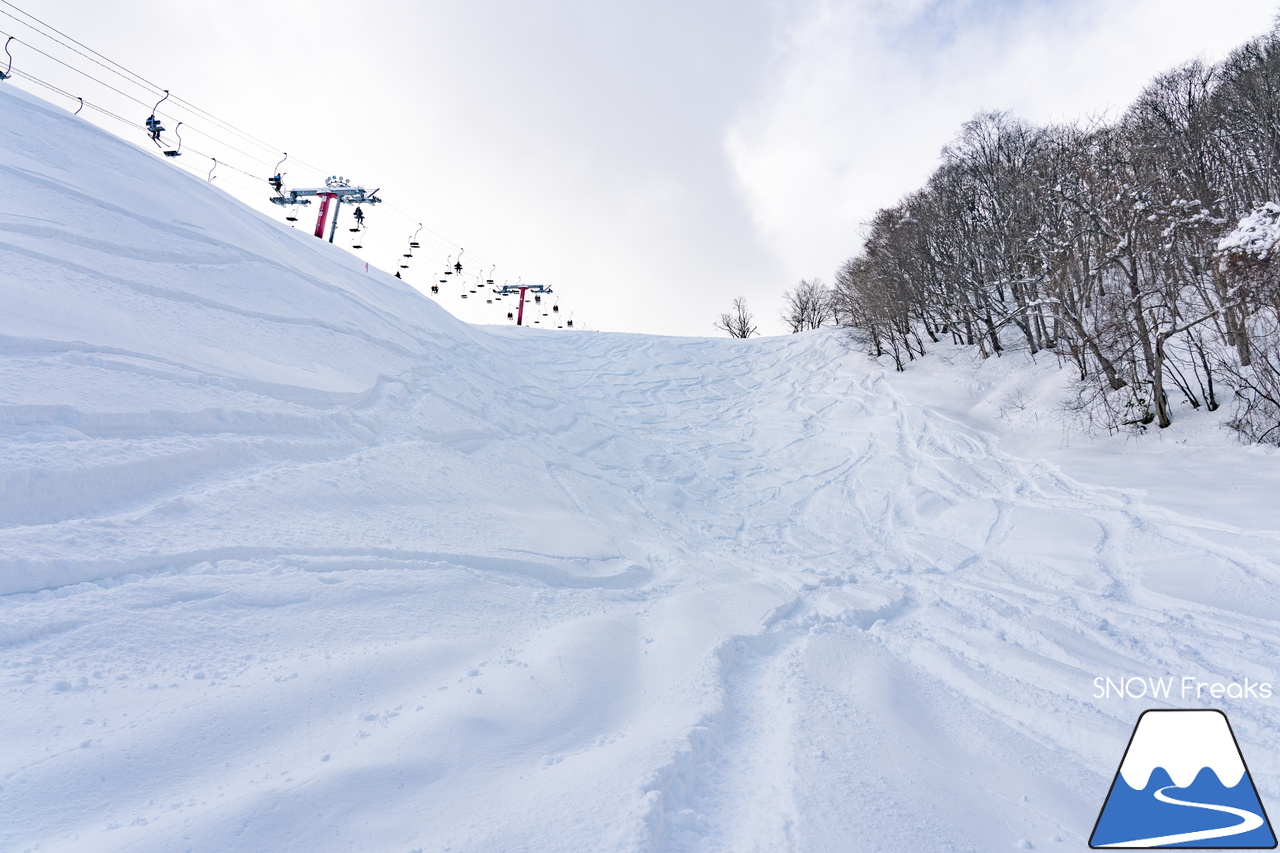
<box><xmin>3</xmin><ymin>83</ymin><xmax>1280</xmax><ymax>852</ymax></box>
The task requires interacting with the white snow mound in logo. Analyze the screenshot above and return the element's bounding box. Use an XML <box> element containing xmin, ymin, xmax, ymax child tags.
<box><xmin>1119</xmin><ymin>710</ymin><xmax>1246</xmax><ymax>790</ymax></box>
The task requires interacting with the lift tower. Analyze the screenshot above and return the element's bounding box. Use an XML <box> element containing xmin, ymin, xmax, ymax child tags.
<box><xmin>495</xmin><ymin>283</ymin><xmax>553</xmax><ymax>326</ymax></box>
<box><xmin>270</xmin><ymin>176</ymin><xmax>381</xmax><ymax>242</ymax></box>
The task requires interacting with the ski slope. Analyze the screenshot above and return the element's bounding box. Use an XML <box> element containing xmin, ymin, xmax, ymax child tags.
<box><xmin>4</xmin><ymin>82</ymin><xmax>1280</xmax><ymax>852</ymax></box>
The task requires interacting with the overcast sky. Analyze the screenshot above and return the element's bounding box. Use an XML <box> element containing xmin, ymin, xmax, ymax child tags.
<box><xmin>5</xmin><ymin>0</ymin><xmax>1278</xmax><ymax>335</ymax></box>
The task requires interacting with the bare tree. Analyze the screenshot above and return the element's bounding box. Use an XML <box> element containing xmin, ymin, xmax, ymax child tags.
<box><xmin>781</xmin><ymin>279</ymin><xmax>833</xmax><ymax>332</ymax></box>
<box><xmin>715</xmin><ymin>297</ymin><xmax>758</xmax><ymax>338</ymax></box>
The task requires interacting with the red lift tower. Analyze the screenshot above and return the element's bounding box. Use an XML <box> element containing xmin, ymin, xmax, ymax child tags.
<box><xmin>270</xmin><ymin>176</ymin><xmax>381</xmax><ymax>242</ymax></box>
<box><xmin>495</xmin><ymin>283</ymin><xmax>553</xmax><ymax>325</ymax></box>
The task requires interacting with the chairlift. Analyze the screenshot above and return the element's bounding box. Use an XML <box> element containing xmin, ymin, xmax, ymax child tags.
<box><xmin>285</xmin><ymin>210</ymin><xmax>299</xmax><ymax>222</ymax></box>
<box><xmin>507</xmin><ymin>312</ymin><xmax>514</xmax><ymax>321</ymax></box>
<box><xmin>162</xmin><ymin>122</ymin><xmax>183</xmax><ymax>157</ymax></box>
<box><xmin>0</xmin><ymin>36</ymin><xmax>14</xmax><ymax>82</ymax></box>
<box><xmin>486</xmin><ymin>298</ymin><xmax>492</xmax><ymax>304</ymax></box>
<box><xmin>454</xmin><ymin>248</ymin><xmax>465</xmax><ymax>275</ymax></box>
<box><xmin>350</xmin><ymin>206</ymin><xmax>364</xmax><ymax>231</ymax></box>
<box><xmin>534</xmin><ymin>294</ymin><xmax>542</xmax><ymax>304</ymax></box>
<box><xmin>268</xmin><ymin>153</ymin><xmax>287</xmax><ymax>194</ymax></box>
<box><xmin>410</xmin><ymin>224</ymin><xmax>422</xmax><ymax>250</ymax></box>
<box><xmin>461</xmin><ymin>293</ymin><xmax>468</xmax><ymax>299</ymax></box>
<box><xmin>552</xmin><ymin>304</ymin><xmax>560</xmax><ymax>313</ymax></box>
<box><xmin>145</xmin><ymin>90</ymin><xmax>170</xmax><ymax>144</ymax></box>
<box><xmin>567</xmin><ymin>319</ymin><xmax>574</xmax><ymax>328</ymax></box>
<box><xmin>431</xmin><ymin>284</ymin><xmax>439</xmax><ymax>293</ymax></box>
<box><xmin>443</xmin><ymin>255</ymin><xmax>453</xmax><ymax>276</ymax></box>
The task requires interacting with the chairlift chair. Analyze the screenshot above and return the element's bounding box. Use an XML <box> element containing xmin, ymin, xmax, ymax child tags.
<box><xmin>145</xmin><ymin>90</ymin><xmax>170</xmax><ymax>144</ymax></box>
<box><xmin>410</xmin><ymin>224</ymin><xmax>422</xmax><ymax>250</ymax></box>
<box><xmin>268</xmin><ymin>154</ymin><xmax>287</xmax><ymax>193</ymax></box>
<box><xmin>163</xmin><ymin>122</ymin><xmax>183</xmax><ymax>157</ymax></box>
<box><xmin>0</xmin><ymin>36</ymin><xmax>14</xmax><ymax>81</ymax></box>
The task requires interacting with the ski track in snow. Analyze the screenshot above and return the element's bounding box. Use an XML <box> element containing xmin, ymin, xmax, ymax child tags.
<box><xmin>3</xmin><ymin>83</ymin><xmax>1280</xmax><ymax>852</ymax></box>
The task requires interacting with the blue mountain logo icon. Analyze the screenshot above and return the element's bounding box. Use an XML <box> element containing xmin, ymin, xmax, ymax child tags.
<box><xmin>1091</xmin><ymin>709</ymin><xmax>1276</xmax><ymax>848</ymax></box>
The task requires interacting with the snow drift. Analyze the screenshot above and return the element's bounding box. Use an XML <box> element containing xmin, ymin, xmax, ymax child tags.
<box><xmin>4</xmin><ymin>83</ymin><xmax>1280</xmax><ymax>852</ymax></box>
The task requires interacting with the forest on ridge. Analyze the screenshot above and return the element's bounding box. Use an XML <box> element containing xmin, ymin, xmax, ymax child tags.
<box><xmin>793</xmin><ymin>25</ymin><xmax>1280</xmax><ymax>443</ymax></box>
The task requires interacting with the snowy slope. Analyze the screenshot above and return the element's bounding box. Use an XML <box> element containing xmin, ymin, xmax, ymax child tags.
<box><xmin>4</xmin><ymin>82</ymin><xmax>1280</xmax><ymax>853</ymax></box>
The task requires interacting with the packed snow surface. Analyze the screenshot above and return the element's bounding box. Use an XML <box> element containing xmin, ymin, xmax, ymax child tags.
<box><xmin>4</xmin><ymin>84</ymin><xmax>1280</xmax><ymax>852</ymax></box>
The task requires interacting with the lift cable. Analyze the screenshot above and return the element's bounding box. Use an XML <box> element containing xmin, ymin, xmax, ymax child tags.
<box><xmin>0</xmin><ymin>6</ymin><xmax>332</xmax><ymax>183</ymax></box>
